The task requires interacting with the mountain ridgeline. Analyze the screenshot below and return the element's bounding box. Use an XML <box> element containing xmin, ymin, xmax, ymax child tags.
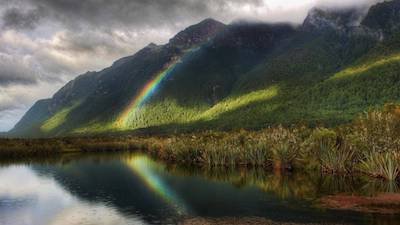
<box><xmin>10</xmin><ymin>0</ymin><xmax>400</xmax><ymax>137</ymax></box>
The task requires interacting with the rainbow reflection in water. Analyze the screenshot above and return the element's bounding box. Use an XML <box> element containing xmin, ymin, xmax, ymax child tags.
<box><xmin>125</xmin><ymin>155</ymin><xmax>189</xmax><ymax>215</ymax></box>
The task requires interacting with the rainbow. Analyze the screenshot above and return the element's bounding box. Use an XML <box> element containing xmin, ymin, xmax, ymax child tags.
<box><xmin>116</xmin><ymin>59</ymin><xmax>180</xmax><ymax>127</ymax></box>
<box><xmin>125</xmin><ymin>155</ymin><xmax>189</xmax><ymax>214</ymax></box>
<box><xmin>116</xmin><ymin>45</ymin><xmax>203</xmax><ymax>128</ymax></box>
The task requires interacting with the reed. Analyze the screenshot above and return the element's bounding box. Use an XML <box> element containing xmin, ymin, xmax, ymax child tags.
<box><xmin>359</xmin><ymin>151</ymin><xmax>399</xmax><ymax>181</ymax></box>
<box><xmin>1</xmin><ymin>104</ymin><xmax>400</xmax><ymax>181</ymax></box>
<box><xmin>306</xmin><ymin>128</ymin><xmax>356</xmax><ymax>173</ymax></box>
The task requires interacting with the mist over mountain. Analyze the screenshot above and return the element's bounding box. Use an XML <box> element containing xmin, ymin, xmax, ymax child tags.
<box><xmin>10</xmin><ymin>0</ymin><xmax>400</xmax><ymax>137</ymax></box>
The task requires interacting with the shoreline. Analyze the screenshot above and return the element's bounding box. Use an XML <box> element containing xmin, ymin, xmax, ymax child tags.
<box><xmin>0</xmin><ymin>149</ymin><xmax>399</xmax><ymax>217</ymax></box>
<box><xmin>0</xmin><ymin>104</ymin><xmax>399</xmax><ymax>182</ymax></box>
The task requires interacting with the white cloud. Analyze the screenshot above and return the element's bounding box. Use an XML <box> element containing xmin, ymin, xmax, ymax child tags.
<box><xmin>0</xmin><ymin>109</ymin><xmax>25</xmax><ymax>132</ymax></box>
<box><xmin>0</xmin><ymin>81</ymin><xmax>62</xmax><ymax>131</ymax></box>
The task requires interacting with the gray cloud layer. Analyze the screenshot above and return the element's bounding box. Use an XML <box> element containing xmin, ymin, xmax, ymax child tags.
<box><xmin>0</xmin><ymin>0</ymin><xmax>382</xmax><ymax>131</ymax></box>
<box><xmin>27</xmin><ymin>0</ymin><xmax>263</xmax><ymax>28</ymax></box>
<box><xmin>0</xmin><ymin>53</ymin><xmax>37</xmax><ymax>85</ymax></box>
<box><xmin>2</xmin><ymin>7</ymin><xmax>44</xmax><ymax>30</ymax></box>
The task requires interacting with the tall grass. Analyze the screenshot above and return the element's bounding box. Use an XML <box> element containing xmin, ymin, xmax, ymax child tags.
<box><xmin>305</xmin><ymin>128</ymin><xmax>356</xmax><ymax>174</ymax></box>
<box><xmin>1</xmin><ymin>104</ymin><xmax>400</xmax><ymax>181</ymax></box>
<box><xmin>359</xmin><ymin>151</ymin><xmax>399</xmax><ymax>181</ymax></box>
<box><xmin>347</xmin><ymin>104</ymin><xmax>400</xmax><ymax>180</ymax></box>
<box><xmin>268</xmin><ymin>126</ymin><xmax>301</xmax><ymax>170</ymax></box>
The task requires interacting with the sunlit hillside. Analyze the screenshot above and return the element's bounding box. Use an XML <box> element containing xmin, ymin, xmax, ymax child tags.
<box><xmin>10</xmin><ymin>0</ymin><xmax>400</xmax><ymax>137</ymax></box>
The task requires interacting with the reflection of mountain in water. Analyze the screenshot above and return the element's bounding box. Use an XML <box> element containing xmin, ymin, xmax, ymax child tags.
<box><xmin>33</xmin><ymin>156</ymin><xmax>181</xmax><ymax>224</ymax></box>
<box><xmin>30</xmin><ymin>154</ymin><xmax>400</xmax><ymax>225</ymax></box>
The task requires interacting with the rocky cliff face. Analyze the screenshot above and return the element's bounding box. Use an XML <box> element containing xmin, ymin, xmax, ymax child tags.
<box><xmin>362</xmin><ymin>0</ymin><xmax>400</xmax><ymax>37</ymax></box>
<box><xmin>168</xmin><ymin>18</ymin><xmax>226</xmax><ymax>48</ymax></box>
<box><xmin>302</xmin><ymin>7</ymin><xmax>369</xmax><ymax>33</ymax></box>
<box><xmin>303</xmin><ymin>1</ymin><xmax>400</xmax><ymax>39</ymax></box>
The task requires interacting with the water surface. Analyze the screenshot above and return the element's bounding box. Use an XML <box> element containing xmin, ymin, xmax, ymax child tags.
<box><xmin>0</xmin><ymin>153</ymin><xmax>399</xmax><ymax>225</ymax></box>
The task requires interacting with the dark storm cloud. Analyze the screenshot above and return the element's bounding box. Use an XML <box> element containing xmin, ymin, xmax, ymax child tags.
<box><xmin>53</xmin><ymin>30</ymin><xmax>129</xmax><ymax>54</ymax></box>
<box><xmin>30</xmin><ymin>0</ymin><xmax>262</xmax><ymax>27</ymax></box>
<box><xmin>2</xmin><ymin>7</ymin><xmax>44</xmax><ymax>30</ymax></box>
<box><xmin>0</xmin><ymin>0</ymin><xmax>266</xmax><ymax>86</ymax></box>
<box><xmin>0</xmin><ymin>73</ymin><xmax>35</xmax><ymax>86</ymax></box>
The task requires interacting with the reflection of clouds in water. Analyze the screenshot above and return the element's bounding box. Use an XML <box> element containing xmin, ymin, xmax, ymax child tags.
<box><xmin>48</xmin><ymin>203</ymin><xmax>145</xmax><ymax>225</ymax></box>
<box><xmin>0</xmin><ymin>166</ymin><xmax>146</xmax><ymax>225</ymax></box>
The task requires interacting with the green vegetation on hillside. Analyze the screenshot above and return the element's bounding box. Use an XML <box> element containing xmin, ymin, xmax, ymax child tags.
<box><xmin>64</xmin><ymin>42</ymin><xmax>400</xmax><ymax>135</ymax></box>
<box><xmin>41</xmin><ymin>101</ymin><xmax>81</xmax><ymax>133</ymax></box>
<box><xmin>34</xmin><ymin>36</ymin><xmax>400</xmax><ymax>136</ymax></box>
<box><xmin>105</xmin><ymin>36</ymin><xmax>400</xmax><ymax>132</ymax></box>
<box><xmin>10</xmin><ymin>1</ymin><xmax>400</xmax><ymax>137</ymax></box>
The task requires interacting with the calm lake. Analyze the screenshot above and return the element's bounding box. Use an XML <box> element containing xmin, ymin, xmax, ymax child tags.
<box><xmin>0</xmin><ymin>152</ymin><xmax>399</xmax><ymax>225</ymax></box>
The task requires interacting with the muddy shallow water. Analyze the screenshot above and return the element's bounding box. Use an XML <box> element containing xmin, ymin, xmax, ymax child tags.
<box><xmin>0</xmin><ymin>152</ymin><xmax>399</xmax><ymax>225</ymax></box>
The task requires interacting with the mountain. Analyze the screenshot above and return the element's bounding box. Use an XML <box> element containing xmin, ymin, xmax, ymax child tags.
<box><xmin>10</xmin><ymin>0</ymin><xmax>400</xmax><ymax>137</ymax></box>
<box><xmin>362</xmin><ymin>0</ymin><xmax>400</xmax><ymax>37</ymax></box>
<box><xmin>302</xmin><ymin>6</ymin><xmax>368</xmax><ymax>32</ymax></box>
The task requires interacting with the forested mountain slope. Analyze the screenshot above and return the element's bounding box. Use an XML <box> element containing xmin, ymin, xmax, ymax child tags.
<box><xmin>10</xmin><ymin>0</ymin><xmax>400</xmax><ymax>137</ymax></box>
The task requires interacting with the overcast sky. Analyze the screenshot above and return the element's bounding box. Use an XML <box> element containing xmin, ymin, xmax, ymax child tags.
<box><xmin>0</xmin><ymin>0</ymin><xmax>382</xmax><ymax>131</ymax></box>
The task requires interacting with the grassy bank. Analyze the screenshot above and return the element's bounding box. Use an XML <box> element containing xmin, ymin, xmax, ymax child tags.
<box><xmin>1</xmin><ymin>104</ymin><xmax>399</xmax><ymax>181</ymax></box>
<box><xmin>0</xmin><ymin>137</ymin><xmax>150</xmax><ymax>159</ymax></box>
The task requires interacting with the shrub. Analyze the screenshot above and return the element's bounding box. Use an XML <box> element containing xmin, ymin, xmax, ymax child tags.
<box><xmin>306</xmin><ymin>128</ymin><xmax>356</xmax><ymax>173</ymax></box>
<box><xmin>359</xmin><ymin>151</ymin><xmax>400</xmax><ymax>181</ymax></box>
<box><xmin>348</xmin><ymin>104</ymin><xmax>400</xmax><ymax>154</ymax></box>
<box><xmin>240</xmin><ymin>137</ymin><xmax>270</xmax><ymax>167</ymax></box>
<box><xmin>268</xmin><ymin>126</ymin><xmax>301</xmax><ymax>170</ymax></box>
